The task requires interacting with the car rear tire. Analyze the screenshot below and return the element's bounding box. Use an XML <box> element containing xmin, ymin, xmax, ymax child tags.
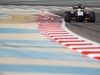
<box><xmin>64</xmin><ymin>12</ymin><xmax>71</xmax><ymax>22</ymax></box>
<box><xmin>88</xmin><ymin>12</ymin><xmax>95</xmax><ymax>22</ymax></box>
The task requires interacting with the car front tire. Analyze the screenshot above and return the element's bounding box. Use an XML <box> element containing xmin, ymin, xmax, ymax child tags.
<box><xmin>64</xmin><ymin>12</ymin><xmax>71</xmax><ymax>22</ymax></box>
<box><xmin>88</xmin><ymin>12</ymin><xmax>95</xmax><ymax>22</ymax></box>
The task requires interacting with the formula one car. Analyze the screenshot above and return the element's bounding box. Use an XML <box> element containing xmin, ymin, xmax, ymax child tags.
<box><xmin>64</xmin><ymin>4</ymin><xmax>95</xmax><ymax>22</ymax></box>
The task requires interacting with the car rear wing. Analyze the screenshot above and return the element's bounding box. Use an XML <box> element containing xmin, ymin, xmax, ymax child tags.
<box><xmin>73</xmin><ymin>6</ymin><xmax>85</xmax><ymax>9</ymax></box>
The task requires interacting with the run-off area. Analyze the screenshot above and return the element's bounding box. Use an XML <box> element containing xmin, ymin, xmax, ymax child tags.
<box><xmin>0</xmin><ymin>8</ymin><xmax>100</xmax><ymax>75</ymax></box>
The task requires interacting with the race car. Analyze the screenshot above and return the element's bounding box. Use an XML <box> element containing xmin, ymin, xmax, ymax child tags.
<box><xmin>64</xmin><ymin>4</ymin><xmax>95</xmax><ymax>22</ymax></box>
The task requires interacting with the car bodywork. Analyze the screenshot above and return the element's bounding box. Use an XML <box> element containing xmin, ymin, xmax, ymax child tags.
<box><xmin>64</xmin><ymin>4</ymin><xmax>95</xmax><ymax>22</ymax></box>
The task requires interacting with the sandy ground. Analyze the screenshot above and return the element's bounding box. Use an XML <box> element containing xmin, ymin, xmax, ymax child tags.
<box><xmin>0</xmin><ymin>14</ymin><xmax>38</xmax><ymax>24</ymax></box>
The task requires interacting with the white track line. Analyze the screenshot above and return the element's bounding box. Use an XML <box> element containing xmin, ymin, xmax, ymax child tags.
<box><xmin>61</xmin><ymin>20</ymin><xmax>100</xmax><ymax>46</ymax></box>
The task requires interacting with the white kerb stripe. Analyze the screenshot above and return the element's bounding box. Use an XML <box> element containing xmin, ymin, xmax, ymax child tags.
<box><xmin>57</xmin><ymin>39</ymin><xmax>83</xmax><ymax>41</ymax></box>
<box><xmin>60</xmin><ymin>42</ymin><xmax>92</xmax><ymax>44</ymax></box>
<box><xmin>48</xmin><ymin>34</ymin><xmax>71</xmax><ymax>35</ymax></box>
<box><xmin>87</xmin><ymin>53</ymin><xmax>100</xmax><ymax>58</ymax></box>
<box><xmin>52</xmin><ymin>36</ymin><xmax>77</xmax><ymax>39</ymax></box>
<box><xmin>61</xmin><ymin>41</ymin><xmax>87</xmax><ymax>45</ymax></box>
<box><xmin>48</xmin><ymin>34</ymin><xmax>72</xmax><ymax>36</ymax></box>
<box><xmin>69</xmin><ymin>45</ymin><xmax>100</xmax><ymax>48</ymax></box>
<box><xmin>76</xmin><ymin>49</ymin><xmax>100</xmax><ymax>53</ymax></box>
<box><xmin>47</xmin><ymin>32</ymin><xmax>68</xmax><ymax>33</ymax></box>
<box><xmin>47</xmin><ymin>30</ymin><xmax>65</xmax><ymax>32</ymax></box>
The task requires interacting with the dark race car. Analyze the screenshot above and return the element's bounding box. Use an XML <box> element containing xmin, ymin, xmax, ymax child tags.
<box><xmin>64</xmin><ymin>4</ymin><xmax>95</xmax><ymax>22</ymax></box>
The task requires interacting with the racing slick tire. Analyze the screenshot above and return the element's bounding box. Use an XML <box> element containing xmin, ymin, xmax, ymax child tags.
<box><xmin>88</xmin><ymin>12</ymin><xmax>95</xmax><ymax>22</ymax></box>
<box><xmin>64</xmin><ymin>12</ymin><xmax>71</xmax><ymax>22</ymax></box>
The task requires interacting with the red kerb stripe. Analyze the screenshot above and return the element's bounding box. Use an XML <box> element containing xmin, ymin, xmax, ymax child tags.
<box><xmin>65</xmin><ymin>43</ymin><xmax>93</xmax><ymax>46</ymax></box>
<box><xmin>81</xmin><ymin>51</ymin><xmax>100</xmax><ymax>55</ymax></box>
<box><xmin>94</xmin><ymin>57</ymin><xmax>100</xmax><ymax>60</ymax></box>
<box><xmin>58</xmin><ymin>40</ymin><xmax>85</xmax><ymax>43</ymax></box>
<box><xmin>73</xmin><ymin>47</ymin><xmax>100</xmax><ymax>50</ymax></box>
<box><xmin>54</xmin><ymin>37</ymin><xmax>78</xmax><ymax>40</ymax></box>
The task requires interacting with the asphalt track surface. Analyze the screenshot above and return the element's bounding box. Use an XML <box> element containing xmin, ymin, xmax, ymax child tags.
<box><xmin>52</xmin><ymin>9</ymin><xmax>100</xmax><ymax>43</ymax></box>
<box><xmin>0</xmin><ymin>0</ymin><xmax>100</xmax><ymax>43</ymax></box>
<box><xmin>65</xmin><ymin>14</ymin><xmax>100</xmax><ymax>44</ymax></box>
<box><xmin>0</xmin><ymin>0</ymin><xmax>100</xmax><ymax>7</ymax></box>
